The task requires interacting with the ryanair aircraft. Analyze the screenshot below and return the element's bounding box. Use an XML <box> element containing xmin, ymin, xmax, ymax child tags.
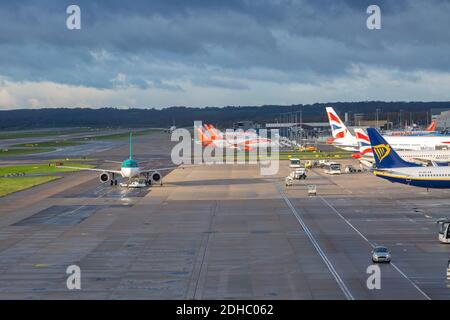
<box><xmin>367</xmin><ymin>128</ymin><xmax>450</xmax><ymax>189</ymax></box>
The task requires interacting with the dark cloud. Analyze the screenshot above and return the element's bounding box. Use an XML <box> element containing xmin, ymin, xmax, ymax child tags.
<box><xmin>0</xmin><ymin>0</ymin><xmax>449</xmax><ymax>90</ymax></box>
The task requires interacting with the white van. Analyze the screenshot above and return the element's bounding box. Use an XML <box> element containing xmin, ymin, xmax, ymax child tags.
<box><xmin>290</xmin><ymin>158</ymin><xmax>301</xmax><ymax>168</ymax></box>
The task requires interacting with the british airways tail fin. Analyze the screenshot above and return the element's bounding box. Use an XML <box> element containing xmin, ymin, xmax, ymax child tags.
<box><xmin>366</xmin><ymin>128</ymin><xmax>419</xmax><ymax>169</ymax></box>
<box><xmin>325</xmin><ymin>106</ymin><xmax>352</xmax><ymax>140</ymax></box>
<box><xmin>354</xmin><ymin>128</ymin><xmax>373</xmax><ymax>157</ymax></box>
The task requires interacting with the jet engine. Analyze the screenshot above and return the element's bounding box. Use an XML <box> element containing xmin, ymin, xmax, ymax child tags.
<box><xmin>99</xmin><ymin>172</ymin><xmax>110</xmax><ymax>183</ymax></box>
<box><xmin>151</xmin><ymin>171</ymin><xmax>162</xmax><ymax>184</ymax></box>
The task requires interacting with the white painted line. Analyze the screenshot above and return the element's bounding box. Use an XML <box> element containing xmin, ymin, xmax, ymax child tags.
<box><xmin>276</xmin><ymin>182</ymin><xmax>354</xmax><ymax>300</ymax></box>
<box><xmin>319</xmin><ymin>196</ymin><xmax>431</xmax><ymax>300</ymax></box>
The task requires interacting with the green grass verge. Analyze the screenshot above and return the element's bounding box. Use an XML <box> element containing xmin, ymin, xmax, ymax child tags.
<box><xmin>0</xmin><ymin>176</ymin><xmax>60</xmax><ymax>197</ymax></box>
<box><xmin>0</xmin><ymin>163</ymin><xmax>96</xmax><ymax>176</ymax></box>
<box><xmin>277</xmin><ymin>151</ymin><xmax>353</xmax><ymax>160</ymax></box>
<box><xmin>0</xmin><ymin>148</ymin><xmax>55</xmax><ymax>157</ymax></box>
<box><xmin>51</xmin><ymin>157</ymin><xmax>96</xmax><ymax>162</ymax></box>
<box><xmin>210</xmin><ymin>151</ymin><xmax>353</xmax><ymax>161</ymax></box>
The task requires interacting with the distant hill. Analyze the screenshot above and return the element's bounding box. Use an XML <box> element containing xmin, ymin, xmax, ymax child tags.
<box><xmin>1</xmin><ymin>101</ymin><xmax>450</xmax><ymax>129</ymax></box>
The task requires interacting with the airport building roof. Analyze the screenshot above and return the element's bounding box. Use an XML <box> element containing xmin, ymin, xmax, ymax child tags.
<box><xmin>265</xmin><ymin>122</ymin><xmax>329</xmax><ymax>128</ymax></box>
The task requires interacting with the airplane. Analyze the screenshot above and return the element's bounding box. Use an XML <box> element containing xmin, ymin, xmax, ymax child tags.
<box><xmin>353</xmin><ymin>128</ymin><xmax>450</xmax><ymax>167</ymax></box>
<box><xmin>202</xmin><ymin>124</ymin><xmax>276</xmax><ymax>150</ymax></box>
<box><xmin>325</xmin><ymin>107</ymin><xmax>358</xmax><ymax>151</ymax></box>
<box><xmin>57</xmin><ymin>132</ymin><xmax>177</xmax><ymax>187</ymax></box>
<box><xmin>204</xmin><ymin>124</ymin><xmax>258</xmax><ymax>141</ymax></box>
<box><xmin>195</xmin><ymin>125</ymin><xmax>234</xmax><ymax>149</ymax></box>
<box><xmin>384</xmin><ymin>121</ymin><xmax>437</xmax><ymax>136</ymax></box>
<box><xmin>196</xmin><ymin>124</ymin><xmax>276</xmax><ymax>151</ymax></box>
<box><xmin>367</xmin><ymin>128</ymin><xmax>450</xmax><ymax>189</ymax></box>
<box><xmin>165</xmin><ymin>120</ymin><xmax>176</xmax><ymax>134</ymax></box>
<box><xmin>168</xmin><ymin>125</ymin><xmax>176</xmax><ymax>134</ymax></box>
<box><xmin>325</xmin><ymin>106</ymin><xmax>450</xmax><ymax>151</ymax></box>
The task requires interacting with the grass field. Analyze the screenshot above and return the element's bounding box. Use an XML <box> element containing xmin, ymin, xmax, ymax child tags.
<box><xmin>51</xmin><ymin>157</ymin><xmax>96</xmax><ymax>162</ymax></box>
<box><xmin>12</xmin><ymin>140</ymin><xmax>84</xmax><ymax>148</ymax></box>
<box><xmin>0</xmin><ymin>163</ymin><xmax>96</xmax><ymax>176</ymax></box>
<box><xmin>0</xmin><ymin>176</ymin><xmax>60</xmax><ymax>197</ymax></box>
<box><xmin>277</xmin><ymin>151</ymin><xmax>353</xmax><ymax>160</ymax></box>
<box><xmin>212</xmin><ymin>150</ymin><xmax>353</xmax><ymax>161</ymax></box>
<box><xmin>0</xmin><ymin>148</ymin><xmax>55</xmax><ymax>157</ymax></box>
<box><xmin>0</xmin><ymin>162</ymin><xmax>96</xmax><ymax>197</ymax></box>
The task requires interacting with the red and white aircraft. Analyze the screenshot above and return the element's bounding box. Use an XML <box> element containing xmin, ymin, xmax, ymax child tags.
<box><xmin>325</xmin><ymin>107</ymin><xmax>358</xmax><ymax>151</ymax></box>
<box><xmin>196</xmin><ymin>124</ymin><xmax>276</xmax><ymax>151</ymax></box>
<box><xmin>325</xmin><ymin>106</ymin><xmax>450</xmax><ymax>152</ymax></box>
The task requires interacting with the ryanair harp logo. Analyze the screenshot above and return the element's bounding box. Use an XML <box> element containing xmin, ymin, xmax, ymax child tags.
<box><xmin>373</xmin><ymin>144</ymin><xmax>391</xmax><ymax>162</ymax></box>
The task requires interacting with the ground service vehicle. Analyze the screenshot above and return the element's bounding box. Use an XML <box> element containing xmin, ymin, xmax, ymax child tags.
<box><xmin>437</xmin><ymin>218</ymin><xmax>450</xmax><ymax>244</ymax></box>
<box><xmin>323</xmin><ymin>162</ymin><xmax>341</xmax><ymax>175</ymax></box>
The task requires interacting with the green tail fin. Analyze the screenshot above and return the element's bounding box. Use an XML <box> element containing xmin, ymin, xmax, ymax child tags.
<box><xmin>129</xmin><ymin>131</ymin><xmax>133</xmax><ymax>160</ymax></box>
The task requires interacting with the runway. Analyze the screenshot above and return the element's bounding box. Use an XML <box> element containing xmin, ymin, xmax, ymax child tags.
<box><xmin>0</xmin><ymin>133</ymin><xmax>449</xmax><ymax>299</ymax></box>
<box><xmin>0</xmin><ymin>128</ymin><xmax>163</xmax><ymax>160</ymax></box>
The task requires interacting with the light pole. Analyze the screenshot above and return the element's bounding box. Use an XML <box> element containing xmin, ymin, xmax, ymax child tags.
<box><xmin>376</xmin><ymin>108</ymin><xmax>380</xmax><ymax>128</ymax></box>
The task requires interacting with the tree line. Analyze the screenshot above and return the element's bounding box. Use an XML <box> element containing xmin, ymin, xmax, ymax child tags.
<box><xmin>1</xmin><ymin>101</ymin><xmax>450</xmax><ymax>129</ymax></box>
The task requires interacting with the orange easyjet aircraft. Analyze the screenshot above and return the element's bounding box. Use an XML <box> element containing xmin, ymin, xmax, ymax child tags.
<box><xmin>200</xmin><ymin>124</ymin><xmax>276</xmax><ymax>151</ymax></box>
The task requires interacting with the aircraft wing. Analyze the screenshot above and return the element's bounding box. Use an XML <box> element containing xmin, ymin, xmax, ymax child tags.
<box><xmin>56</xmin><ymin>165</ymin><xmax>122</xmax><ymax>174</ymax></box>
<box><xmin>139</xmin><ymin>166</ymin><xmax>179</xmax><ymax>174</ymax></box>
<box><xmin>358</xmin><ymin>158</ymin><xmax>375</xmax><ymax>168</ymax></box>
<box><xmin>410</xmin><ymin>158</ymin><xmax>449</xmax><ymax>167</ymax></box>
<box><xmin>410</xmin><ymin>158</ymin><xmax>433</xmax><ymax>166</ymax></box>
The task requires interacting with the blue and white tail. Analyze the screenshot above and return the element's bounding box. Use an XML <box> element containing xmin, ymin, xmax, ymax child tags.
<box><xmin>366</xmin><ymin>128</ymin><xmax>419</xmax><ymax>169</ymax></box>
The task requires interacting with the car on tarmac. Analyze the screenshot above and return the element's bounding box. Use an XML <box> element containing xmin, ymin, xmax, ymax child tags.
<box><xmin>371</xmin><ymin>246</ymin><xmax>391</xmax><ymax>263</ymax></box>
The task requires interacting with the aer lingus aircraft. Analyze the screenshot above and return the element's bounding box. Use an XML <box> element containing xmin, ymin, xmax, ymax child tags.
<box><xmin>57</xmin><ymin>132</ymin><xmax>177</xmax><ymax>187</ymax></box>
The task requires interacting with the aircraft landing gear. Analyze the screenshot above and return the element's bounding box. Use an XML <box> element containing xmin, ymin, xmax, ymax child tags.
<box><xmin>109</xmin><ymin>173</ymin><xmax>118</xmax><ymax>186</ymax></box>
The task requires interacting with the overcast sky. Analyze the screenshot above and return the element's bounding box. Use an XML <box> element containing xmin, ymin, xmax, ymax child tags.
<box><xmin>0</xmin><ymin>0</ymin><xmax>450</xmax><ymax>109</ymax></box>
